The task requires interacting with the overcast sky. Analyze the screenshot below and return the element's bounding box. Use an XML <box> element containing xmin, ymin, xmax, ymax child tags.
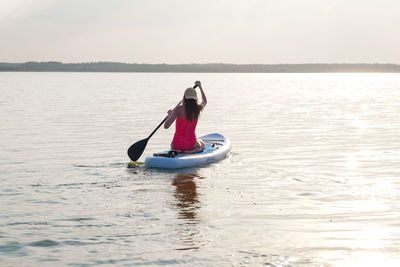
<box><xmin>1</xmin><ymin>0</ymin><xmax>399</xmax><ymax>64</ymax></box>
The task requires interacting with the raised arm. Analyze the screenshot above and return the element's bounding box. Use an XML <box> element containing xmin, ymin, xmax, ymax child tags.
<box><xmin>195</xmin><ymin>81</ymin><xmax>207</xmax><ymax>109</ymax></box>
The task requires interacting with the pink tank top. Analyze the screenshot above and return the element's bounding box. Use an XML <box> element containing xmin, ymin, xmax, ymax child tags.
<box><xmin>172</xmin><ymin>116</ymin><xmax>197</xmax><ymax>150</ymax></box>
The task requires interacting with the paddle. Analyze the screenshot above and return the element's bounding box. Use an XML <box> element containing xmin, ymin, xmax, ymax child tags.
<box><xmin>127</xmin><ymin>84</ymin><xmax>198</xmax><ymax>161</ymax></box>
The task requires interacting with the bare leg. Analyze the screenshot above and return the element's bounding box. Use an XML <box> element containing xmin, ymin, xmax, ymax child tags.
<box><xmin>196</xmin><ymin>140</ymin><xmax>205</xmax><ymax>152</ymax></box>
<box><xmin>185</xmin><ymin>140</ymin><xmax>205</xmax><ymax>154</ymax></box>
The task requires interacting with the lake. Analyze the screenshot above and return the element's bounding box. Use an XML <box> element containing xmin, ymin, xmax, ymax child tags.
<box><xmin>1</xmin><ymin>72</ymin><xmax>400</xmax><ymax>266</ymax></box>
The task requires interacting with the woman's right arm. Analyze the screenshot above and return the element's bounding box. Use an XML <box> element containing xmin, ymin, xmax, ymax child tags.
<box><xmin>196</xmin><ymin>81</ymin><xmax>207</xmax><ymax>109</ymax></box>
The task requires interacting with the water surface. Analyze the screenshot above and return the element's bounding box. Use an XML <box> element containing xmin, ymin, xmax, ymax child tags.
<box><xmin>1</xmin><ymin>72</ymin><xmax>400</xmax><ymax>266</ymax></box>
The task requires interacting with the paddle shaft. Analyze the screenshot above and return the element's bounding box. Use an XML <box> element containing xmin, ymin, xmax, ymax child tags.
<box><xmin>147</xmin><ymin>116</ymin><xmax>167</xmax><ymax>140</ymax></box>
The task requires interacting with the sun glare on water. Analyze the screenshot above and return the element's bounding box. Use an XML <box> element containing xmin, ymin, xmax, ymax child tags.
<box><xmin>336</xmin><ymin>253</ymin><xmax>400</xmax><ymax>267</ymax></box>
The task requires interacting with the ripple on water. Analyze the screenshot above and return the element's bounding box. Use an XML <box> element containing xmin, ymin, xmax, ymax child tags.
<box><xmin>55</xmin><ymin>217</ymin><xmax>95</xmax><ymax>222</ymax></box>
<box><xmin>28</xmin><ymin>239</ymin><xmax>59</xmax><ymax>247</ymax></box>
<box><xmin>0</xmin><ymin>242</ymin><xmax>28</xmax><ymax>256</ymax></box>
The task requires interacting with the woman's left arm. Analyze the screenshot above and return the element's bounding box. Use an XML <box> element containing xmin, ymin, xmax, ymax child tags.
<box><xmin>164</xmin><ymin>107</ymin><xmax>177</xmax><ymax>129</ymax></box>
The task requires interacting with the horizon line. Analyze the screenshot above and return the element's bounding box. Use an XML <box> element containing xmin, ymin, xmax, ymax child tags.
<box><xmin>1</xmin><ymin>61</ymin><xmax>400</xmax><ymax>66</ymax></box>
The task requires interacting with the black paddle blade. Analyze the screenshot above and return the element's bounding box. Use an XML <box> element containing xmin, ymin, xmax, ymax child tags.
<box><xmin>127</xmin><ymin>138</ymin><xmax>149</xmax><ymax>161</ymax></box>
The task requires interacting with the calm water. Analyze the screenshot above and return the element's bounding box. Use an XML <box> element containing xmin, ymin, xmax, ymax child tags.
<box><xmin>1</xmin><ymin>72</ymin><xmax>400</xmax><ymax>266</ymax></box>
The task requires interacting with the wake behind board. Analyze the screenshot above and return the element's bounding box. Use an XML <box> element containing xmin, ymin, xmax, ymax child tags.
<box><xmin>145</xmin><ymin>133</ymin><xmax>231</xmax><ymax>169</ymax></box>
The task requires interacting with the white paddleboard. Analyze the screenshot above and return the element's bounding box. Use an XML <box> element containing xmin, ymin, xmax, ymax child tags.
<box><xmin>145</xmin><ymin>133</ymin><xmax>231</xmax><ymax>169</ymax></box>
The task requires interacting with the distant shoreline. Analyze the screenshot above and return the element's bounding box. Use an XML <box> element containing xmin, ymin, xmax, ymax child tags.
<box><xmin>1</xmin><ymin>62</ymin><xmax>400</xmax><ymax>73</ymax></box>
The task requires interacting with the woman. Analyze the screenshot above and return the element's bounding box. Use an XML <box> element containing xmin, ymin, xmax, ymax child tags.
<box><xmin>164</xmin><ymin>81</ymin><xmax>207</xmax><ymax>153</ymax></box>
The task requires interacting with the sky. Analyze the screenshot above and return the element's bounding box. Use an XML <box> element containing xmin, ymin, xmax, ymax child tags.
<box><xmin>1</xmin><ymin>0</ymin><xmax>399</xmax><ymax>64</ymax></box>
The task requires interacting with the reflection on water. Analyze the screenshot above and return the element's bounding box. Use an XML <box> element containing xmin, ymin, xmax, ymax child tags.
<box><xmin>173</xmin><ymin>173</ymin><xmax>200</xmax><ymax>220</ymax></box>
<box><xmin>172</xmin><ymin>173</ymin><xmax>201</xmax><ymax>251</ymax></box>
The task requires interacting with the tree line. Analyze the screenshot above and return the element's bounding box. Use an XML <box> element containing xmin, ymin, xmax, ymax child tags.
<box><xmin>1</xmin><ymin>62</ymin><xmax>400</xmax><ymax>73</ymax></box>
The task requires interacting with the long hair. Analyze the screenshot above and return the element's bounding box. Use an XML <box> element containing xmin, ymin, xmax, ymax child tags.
<box><xmin>183</xmin><ymin>98</ymin><xmax>202</xmax><ymax>121</ymax></box>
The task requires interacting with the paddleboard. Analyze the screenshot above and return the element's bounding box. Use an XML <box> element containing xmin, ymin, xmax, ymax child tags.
<box><xmin>144</xmin><ymin>133</ymin><xmax>231</xmax><ymax>169</ymax></box>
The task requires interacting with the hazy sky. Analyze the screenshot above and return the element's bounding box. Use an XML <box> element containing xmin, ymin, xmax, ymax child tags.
<box><xmin>1</xmin><ymin>0</ymin><xmax>399</xmax><ymax>64</ymax></box>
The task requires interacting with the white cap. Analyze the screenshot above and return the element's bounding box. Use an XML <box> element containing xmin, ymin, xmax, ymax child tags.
<box><xmin>184</xmin><ymin>88</ymin><xmax>197</xmax><ymax>100</ymax></box>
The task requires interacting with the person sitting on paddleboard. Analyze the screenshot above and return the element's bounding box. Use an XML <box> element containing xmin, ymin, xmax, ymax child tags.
<box><xmin>164</xmin><ymin>81</ymin><xmax>207</xmax><ymax>153</ymax></box>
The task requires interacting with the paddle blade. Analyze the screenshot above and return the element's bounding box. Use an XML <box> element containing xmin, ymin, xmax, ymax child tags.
<box><xmin>127</xmin><ymin>138</ymin><xmax>149</xmax><ymax>161</ymax></box>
